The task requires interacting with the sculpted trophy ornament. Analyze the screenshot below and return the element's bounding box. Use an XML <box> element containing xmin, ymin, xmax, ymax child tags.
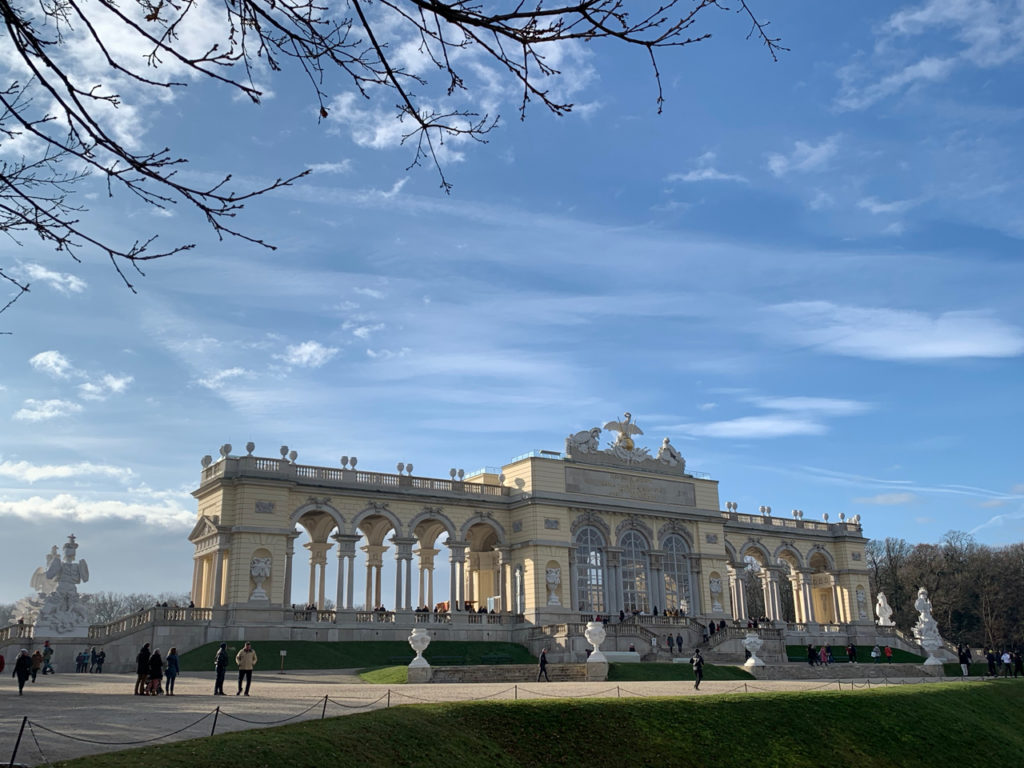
<box><xmin>656</xmin><ymin>437</ymin><xmax>685</xmax><ymax>471</ymax></box>
<box><xmin>603</xmin><ymin>412</ymin><xmax>650</xmax><ymax>462</ymax></box>
<box><xmin>249</xmin><ymin>557</ymin><xmax>272</xmax><ymax>601</ymax></box>
<box><xmin>545</xmin><ymin>568</ymin><xmax>562</xmax><ymax>606</ymax></box>
<box><xmin>565</xmin><ymin>427</ymin><xmax>602</xmax><ymax>455</ymax></box>
<box><xmin>34</xmin><ymin>534</ymin><xmax>92</xmax><ymax>636</ymax></box>
<box><xmin>709</xmin><ymin>576</ymin><xmax>723</xmax><ymax>612</ymax></box>
<box><xmin>875</xmin><ymin>592</ymin><xmax>895</xmax><ymax>627</ymax></box>
<box><xmin>584</xmin><ymin>621</ymin><xmax>607</xmax><ymax>663</ymax></box>
<box><xmin>408</xmin><ymin>628</ymin><xmax>431</xmax><ymax>668</ymax></box>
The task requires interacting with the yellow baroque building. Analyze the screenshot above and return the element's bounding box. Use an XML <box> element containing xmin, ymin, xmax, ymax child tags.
<box><xmin>189</xmin><ymin>414</ymin><xmax>873</xmax><ymax>645</ymax></box>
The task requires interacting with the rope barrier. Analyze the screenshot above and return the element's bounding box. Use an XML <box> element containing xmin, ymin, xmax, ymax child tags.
<box><xmin>220</xmin><ymin>697</ymin><xmax>326</xmax><ymax>725</ymax></box>
<box><xmin>325</xmin><ymin>693</ymin><xmax>389</xmax><ymax>710</ymax></box>
<box><xmin>25</xmin><ymin>711</ymin><xmax>214</xmax><ymax>746</ymax></box>
<box><xmin>26</xmin><ymin>720</ymin><xmax>49</xmax><ymax>766</ymax></box>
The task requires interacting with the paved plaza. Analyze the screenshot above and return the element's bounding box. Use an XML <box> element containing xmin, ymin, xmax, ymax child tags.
<box><xmin>2</xmin><ymin>670</ymin><xmax>963</xmax><ymax>766</ymax></box>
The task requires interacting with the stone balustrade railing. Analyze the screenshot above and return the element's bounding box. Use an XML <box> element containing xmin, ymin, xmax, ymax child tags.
<box><xmin>201</xmin><ymin>455</ymin><xmax>509</xmax><ymax>497</ymax></box>
<box><xmin>0</xmin><ymin>623</ymin><xmax>34</xmax><ymax>643</ymax></box>
<box><xmin>719</xmin><ymin>511</ymin><xmax>861</xmax><ymax>534</ymax></box>
<box><xmin>88</xmin><ymin>607</ymin><xmax>214</xmax><ymax>639</ymax></box>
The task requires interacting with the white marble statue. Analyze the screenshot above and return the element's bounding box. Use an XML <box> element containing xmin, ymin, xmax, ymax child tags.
<box><xmin>875</xmin><ymin>591</ymin><xmax>895</xmax><ymax>627</ymax></box>
<box><xmin>656</xmin><ymin>437</ymin><xmax>684</xmax><ymax>470</ymax></box>
<box><xmin>35</xmin><ymin>534</ymin><xmax>91</xmax><ymax>636</ymax></box>
<box><xmin>546</xmin><ymin>568</ymin><xmax>562</xmax><ymax>606</ymax></box>
<box><xmin>584</xmin><ymin>621</ymin><xmax>607</xmax><ymax>663</ymax></box>
<box><xmin>566</xmin><ymin>427</ymin><xmax>602</xmax><ymax>455</ymax></box>
<box><xmin>30</xmin><ymin>545</ymin><xmax>60</xmax><ymax>595</ymax></box>
<box><xmin>743</xmin><ymin>632</ymin><xmax>765</xmax><ymax>667</ymax></box>
<box><xmin>912</xmin><ymin>587</ymin><xmax>945</xmax><ymax>665</ymax></box>
<box><xmin>249</xmin><ymin>557</ymin><xmax>272</xmax><ymax>601</ymax></box>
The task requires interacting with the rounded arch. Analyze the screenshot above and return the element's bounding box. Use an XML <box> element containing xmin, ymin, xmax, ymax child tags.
<box><xmin>807</xmin><ymin>545</ymin><xmax>837</xmax><ymax>572</ymax></box>
<box><xmin>459</xmin><ymin>511</ymin><xmax>507</xmax><ymax>546</ymax></box>
<box><xmin>351</xmin><ymin>504</ymin><xmax>405</xmax><ymax>538</ymax></box>
<box><xmin>723</xmin><ymin>539</ymin><xmax>739</xmax><ymax>563</ymax></box>
<box><xmin>773</xmin><ymin>543</ymin><xmax>805</xmax><ymax>569</ymax></box>
<box><xmin>657</xmin><ymin>521</ymin><xmax>693</xmax><ymax>550</ymax></box>
<box><xmin>290</xmin><ymin>502</ymin><xmax>345</xmax><ymax>532</ymax></box>
<box><xmin>570</xmin><ymin>510</ymin><xmax>610</xmax><ymax>540</ymax></box>
<box><xmin>408</xmin><ymin>507</ymin><xmax>457</xmax><ymax>543</ymax></box>
<box><xmin>738</xmin><ymin>539</ymin><xmax>772</xmax><ymax>566</ymax></box>
<box><xmin>615</xmin><ymin>516</ymin><xmax>653</xmax><ymax>545</ymax></box>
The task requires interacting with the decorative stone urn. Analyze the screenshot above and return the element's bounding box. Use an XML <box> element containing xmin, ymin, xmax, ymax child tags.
<box><xmin>584</xmin><ymin>621</ymin><xmax>607</xmax><ymax>663</ymax></box>
<box><xmin>742</xmin><ymin>632</ymin><xmax>765</xmax><ymax>667</ymax></box>
<box><xmin>408</xmin><ymin>628</ymin><xmax>431</xmax><ymax>668</ymax></box>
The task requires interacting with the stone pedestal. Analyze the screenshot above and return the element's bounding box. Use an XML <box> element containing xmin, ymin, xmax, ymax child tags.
<box><xmin>407</xmin><ymin>665</ymin><xmax>433</xmax><ymax>683</ymax></box>
<box><xmin>585</xmin><ymin>660</ymin><xmax>608</xmax><ymax>681</ymax></box>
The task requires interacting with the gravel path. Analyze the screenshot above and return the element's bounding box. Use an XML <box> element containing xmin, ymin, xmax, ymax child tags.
<box><xmin>1</xmin><ymin>670</ymin><xmax>963</xmax><ymax>766</ymax></box>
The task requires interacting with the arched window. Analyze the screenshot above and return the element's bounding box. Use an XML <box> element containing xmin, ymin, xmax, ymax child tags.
<box><xmin>620</xmin><ymin>531</ymin><xmax>649</xmax><ymax>613</ymax></box>
<box><xmin>574</xmin><ymin>527</ymin><xmax>606</xmax><ymax>612</ymax></box>
<box><xmin>663</xmin><ymin>534</ymin><xmax>692</xmax><ymax>614</ymax></box>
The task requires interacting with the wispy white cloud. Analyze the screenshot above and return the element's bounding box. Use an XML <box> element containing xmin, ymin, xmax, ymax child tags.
<box><xmin>768</xmin><ymin>301</ymin><xmax>1024</xmax><ymax>360</ymax></box>
<box><xmin>667</xmin><ymin>153</ymin><xmax>747</xmax><ymax>184</ymax></box>
<box><xmin>280</xmin><ymin>340</ymin><xmax>339</xmax><ymax>368</ymax></box>
<box><xmin>858</xmin><ymin>196</ymin><xmax>918</xmax><ymax>215</ymax></box>
<box><xmin>0</xmin><ymin>493</ymin><xmax>192</xmax><ymax>528</ymax></box>
<box><xmin>766</xmin><ymin>136</ymin><xmax>840</xmax><ymax>177</ymax></box>
<box><xmin>78</xmin><ymin>374</ymin><xmax>134</xmax><ymax>401</ymax></box>
<box><xmin>13</xmin><ymin>399</ymin><xmax>84</xmax><ymax>421</ymax></box>
<box><xmin>853</xmin><ymin>492</ymin><xmax>918</xmax><ymax>505</ymax></box>
<box><xmin>29</xmin><ymin>350</ymin><xmax>76</xmax><ymax>379</ymax></box>
<box><xmin>0</xmin><ymin>460</ymin><xmax>133</xmax><ymax>484</ymax></box>
<box><xmin>21</xmin><ymin>264</ymin><xmax>88</xmax><ymax>295</ymax></box>
<box><xmin>837</xmin><ymin>57</ymin><xmax>956</xmax><ymax>111</ymax></box>
<box><xmin>307</xmin><ymin>160</ymin><xmax>352</xmax><ymax>174</ymax></box>
<box><xmin>744</xmin><ymin>396</ymin><xmax>871</xmax><ymax>416</ymax></box>
<box><xmin>676</xmin><ymin>415</ymin><xmax>826</xmax><ymax>439</ymax></box>
<box><xmin>197</xmin><ymin>367</ymin><xmax>249</xmax><ymax>390</ymax></box>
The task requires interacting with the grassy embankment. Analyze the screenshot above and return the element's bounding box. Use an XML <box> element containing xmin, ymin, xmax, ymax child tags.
<box><xmin>786</xmin><ymin>644</ymin><xmax>925</xmax><ymax>663</ymax></box>
<box><xmin>52</xmin><ymin>682</ymin><xmax>1024</xmax><ymax>767</ymax></box>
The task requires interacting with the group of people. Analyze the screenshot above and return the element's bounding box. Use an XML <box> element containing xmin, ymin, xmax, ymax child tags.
<box><xmin>663</xmin><ymin>633</ymin><xmax>686</xmax><ymax>654</ymax></box>
<box><xmin>7</xmin><ymin>640</ymin><xmax>57</xmax><ymax>695</ymax></box>
<box><xmin>134</xmin><ymin>643</ymin><xmax>181</xmax><ymax>695</ymax></box>
<box><xmin>74</xmin><ymin>647</ymin><xmax>106</xmax><ymax>673</ymax></box>
<box><xmin>977</xmin><ymin>646</ymin><xmax>1024</xmax><ymax>678</ymax></box>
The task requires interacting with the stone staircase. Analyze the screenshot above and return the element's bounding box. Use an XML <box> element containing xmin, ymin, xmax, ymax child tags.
<box><xmin>428</xmin><ymin>663</ymin><xmax>588</xmax><ymax>683</ymax></box>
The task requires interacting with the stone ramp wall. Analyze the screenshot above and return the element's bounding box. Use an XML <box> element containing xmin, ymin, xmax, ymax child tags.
<box><xmin>428</xmin><ymin>663</ymin><xmax>588</xmax><ymax>683</ymax></box>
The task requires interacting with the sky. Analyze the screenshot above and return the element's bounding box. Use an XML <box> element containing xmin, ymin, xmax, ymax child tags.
<box><xmin>1</xmin><ymin>0</ymin><xmax>1023</xmax><ymax>607</ymax></box>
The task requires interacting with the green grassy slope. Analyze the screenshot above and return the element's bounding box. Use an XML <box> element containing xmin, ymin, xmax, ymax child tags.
<box><xmin>52</xmin><ymin>683</ymin><xmax>1024</xmax><ymax>768</ymax></box>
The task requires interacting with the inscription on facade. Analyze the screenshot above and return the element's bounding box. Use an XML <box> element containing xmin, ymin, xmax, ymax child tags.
<box><xmin>255</xmin><ymin>501</ymin><xmax>275</xmax><ymax>515</ymax></box>
<box><xmin>565</xmin><ymin>467</ymin><xmax>696</xmax><ymax>506</ymax></box>
<box><xmin>705</xmin><ymin>534</ymin><xmax>718</xmax><ymax>544</ymax></box>
<box><xmin>544</xmin><ymin>518</ymin><xmax>560</xmax><ymax>530</ymax></box>
<box><xmin>851</xmin><ymin>552</ymin><xmax>862</xmax><ymax>561</ymax></box>
<box><xmin>512</xmin><ymin>520</ymin><xmax>523</xmax><ymax>533</ymax></box>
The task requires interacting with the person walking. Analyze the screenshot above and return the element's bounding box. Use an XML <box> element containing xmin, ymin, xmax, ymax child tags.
<box><xmin>537</xmin><ymin>648</ymin><xmax>550</xmax><ymax>682</ymax></box>
<box><xmin>235</xmin><ymin>641</ymin><xmax>258</xmax><ymax>696</ymax></box>
<box><xmin>214</xmin><ymin>643</ymin><xmax>229</xmax><ymax>695</ymax></box>
<box><xmin>134</xmin><ymin>643</ymin><xmax>151</xmax><ymax>695</ymax></box>
<box><xmin>12</xmin><ymin>650</ymin><xmax>32</xmax><ymax>695</ymax></box>
<box><xmin>30</xmin><ymin>650</ymin><xmax>43</xmax><ymax>682</ymax></box>
<box><xmin>165</xmin><ymin>648</ymin><xmax>180</xmax><ymax>695</ymax></box>
<box><xmin>41</xmin><ymin>641</ymin><xmax>54</xmax><ymax>675</ymax></box>
<box><xmin>689</xmin><ymin>648</ymin><xmax>704</xmax><ymax>690</ymax></box>
<box><xmin>884</xmin><ymin>645</ymin><xmax>893</xmax><ymax>664</ymax></box>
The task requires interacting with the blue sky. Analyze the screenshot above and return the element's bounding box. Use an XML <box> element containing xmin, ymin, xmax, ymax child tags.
<box><xmin>2</xmin><ymin>0</ymin><xmax>1023</xmax><ymax>605</ymax></box>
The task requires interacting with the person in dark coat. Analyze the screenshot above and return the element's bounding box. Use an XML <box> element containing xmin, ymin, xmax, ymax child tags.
<box><xmin>135</xmin><ymin>643</ymin><xmax>151</xmax><ymax>695</ymax></box>
<box><xmin>148</xmin><ymin>649</ymin><xmax>164</xmax><ymax>695</ymax></box>
<box><xmin>12</xmin><ymin>650</ymin><xmax>32</xmax><ymax>695</ymax></box>
<box><xmin>689</xmin><ymin>648</ymin><xmax>704</xmax><ymax>690</ymax></box>
<box><xmin>214</xmin><ymin>642</ymin><xmax>229</xmax><ymax>695</ymax></box>
<box><xmin>537</xmin><ymin>648</ymin><xmax>550</xmax><ymax>682</ymax></box>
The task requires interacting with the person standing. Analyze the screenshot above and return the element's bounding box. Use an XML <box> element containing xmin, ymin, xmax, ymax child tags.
<box><xmin>235</xmin><ymin>641</ymin><xmax>258</xmax><ymax>696</ymax></box>
<box><xmin>135</xmin><ymin>643</ymin><xmax>151</xmax><ymax>695</ymax></box>
<box><xmin>41</xmin><ymin>641</ymin><xmax>54</xmax><ymax>675</ymax></box>
<box><xmin>12</xmin><ymin>650</ymin><xmax>32</xmax><ymax>695</ymax></box>
<box><xmin>958</xmin><ymin>645</ymin><xmax>971</xmax><ymax>677</ymax></box>
<box><xmin>95</xmin><ymin>649</ymin><xmax>106</xmax><ymax>673</ymax></box>
<box><xmin>214</xmin><ymin>643</ymin><xmax>229</xmax><ymax>695</ymax></box>
<box><xmin>689</xmin><ymin>648</ymin><xmax>704</xmax><ymax>690</ymax></box>
<box><xmin>537</xmin><ymin>648</ymin><xmax>550</xmax><ymax>682</ymax></box>
<box><xmin>667</xmin><ymin>634</ymin><xmax>675</xmax><ymax>655</ymax></box>
<box><xmin>165</xmin><ymin>648</ymin><xmax>180</xmax><ymax>695</ymax></box>
<box><xmin>148</xmin><ymin>649</ymin><xmax>164</xmax><ymax>695</ymax></box>
<box><xmin>884</xmin><ymin>645</ymin><xmax>893</xmax><ymax>664</ymax></box>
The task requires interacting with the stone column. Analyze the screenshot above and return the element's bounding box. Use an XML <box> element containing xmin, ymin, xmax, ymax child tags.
<box><xmin>727</xmin><ymin>562</ymin><xmax>746</xmax><ymax>621</ymax></box>
<box><xmin>648</xmin><ymin>551</ymin><xmax>665</xmax><ymax>614</ymax></box>
<box><xmin>212</xmin><ymin>548</ymin><xmax>226</xmax><ymax>608</ymax></box>
<box><xmin>283</xmin><ymin>534</ymin><xmax>296</xmax><ymax>608</ymax></box>
<box><xmin>332</xmin><ymin>534</ymin><xmax>360</xmax><ymax>611</ymax></box>
<box><xmin>448</xmin><ymin>541</ymin><xmax>467</xmax><ymax>610</ymax></box>
<box><xmin>497</xmin><ymin>547</ymin><xmax>510</xmax><ymax>613</ymax></box>
<box><xmin>362</xmin><ymin>544</ymin><xmax>386</xmax><ymax>610</ymax></box>
<box><xmin>392</xmin><ymin>537</ymin><xmax>416</xmax><ymax>611</ymax></box>
<box><xmin>304</xmin><ymin>542</ymin><xmax>332</xmax><ymax>609</ymax></box>
<box><xmin>415</xmin><ymin>547</ymin><xmax>439</xmax><ymax>610</ymax></box>
<box><xmin>831</xmin><ymin>582</ymin><xmax>843</xmax><ymax>624</ymax></box>
<box><xmin>190</xmin><ymin>558</ymin><xmax>201</xmax><ymax>608</ymax></box>
<box><xmin>605</xmin><ymin>548</ymin><xmax>622</xmax><ymax>616</ymax></box>
<box><xmin>567</xmin><ymin>546</ymin><xmax>578</xmax><ymax>612</ymax></box>
<box><xmin>797</xmin><ymin>569</ymin><xmax>816</xmax><ymax>623</ymax></box>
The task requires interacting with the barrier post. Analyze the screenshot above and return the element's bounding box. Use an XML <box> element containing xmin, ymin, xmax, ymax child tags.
<box><xmin>514</xmin><ymin>685</ymin><xmax>518</xmax><ymax>700</ymax></box>
<box><xmin>322</xmin><ymin>695</ymin><xmax>328</xmax><ymax>719</ymax></box>
<box><xmin>9</xmin><ymin>715</ymin><xmax>27</xmax><ymax>768</ymax></box>
<box><xmin>387</xmin><ymin>690</ymin><xmax>391</xmax><ymax>708</ymax></box>
<box><xmin>211</xmin><ymin>706</ymin><xmax>220</xmax><ymax>737</ymax></box>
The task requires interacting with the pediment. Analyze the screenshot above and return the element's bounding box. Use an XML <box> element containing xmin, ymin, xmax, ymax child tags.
<box><xmin>188</xmin><ymin>515</ymin><xmax>220</xmax><ymax>542</ymax></box>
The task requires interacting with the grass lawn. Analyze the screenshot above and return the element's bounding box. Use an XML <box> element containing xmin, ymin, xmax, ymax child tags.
<box><xmin>51</xmin><ymin>682</ymin><xmax>1024</xmax><ymax>767</ymax></box>
<box><xmin>179</xmin><ymin>641</ymin><xmax>535</xmax><ymax>672</ymax></box>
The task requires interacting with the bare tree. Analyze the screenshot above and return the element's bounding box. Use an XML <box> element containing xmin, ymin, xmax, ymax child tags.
<box><xmin>1</xmin><ymin>0</ymin><xmax>783</xmax><ymax>316</ymax></box>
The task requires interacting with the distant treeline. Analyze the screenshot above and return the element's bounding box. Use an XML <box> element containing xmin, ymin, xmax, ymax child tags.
<box><xmin>868</xmin><ymin>531</ymin><xmax>1023</xmax><ymax>648</ymax></box>
<box><xmin>0</xmin><ymin>591</ymin><xmax>189</xmax><ymax>626</ymax></box>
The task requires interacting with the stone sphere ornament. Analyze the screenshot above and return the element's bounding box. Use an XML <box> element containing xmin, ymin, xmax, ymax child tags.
<box><xmin>245</xmin><ymin>442</ymin><xmax>255</xmax><ymax>455</ymax></box>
